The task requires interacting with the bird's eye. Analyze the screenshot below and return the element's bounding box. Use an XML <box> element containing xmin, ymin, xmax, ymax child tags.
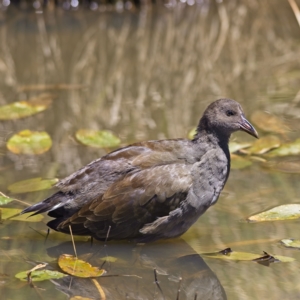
<box><xmin>226</xmin><ymin>110</ymin><xmax>236</xmax><ymax>116</ymax></box>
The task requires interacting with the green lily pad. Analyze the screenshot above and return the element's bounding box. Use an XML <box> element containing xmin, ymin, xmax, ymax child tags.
<box><xmin>231</xmin><ymin>154</ymin><xmax>252</xmax><ymax>169</ymax></box>
<box><xmin>15</xmin><ymin>269</ymin><xmax>67</xmax><ymax>282</ymax></box>
<box><xmin>229</xmin><ymin>141</ymin><xmax>252</xmax><ymax>153</ymax></box>
<box><xmin>248</xmin><ymin>204</ymin><xmax>300</xmax><ymax>222</ymax></box>
<box><xmin>281</xmin><ymin>239</ymin><xmax>300</xmax><ymax>249</ymax></box>
<box><xmin>58</xmin><ymin>254</ymin><xmax>106</xmax><ymax>278</ymax></box>
<box><xmin>202</xmin><ymin>249</ymin><xmax>294</xmax><ymax>263</ymax></box>
<box><xmin>245</xmin><ymin>135</ymin><xmax>281</xmax><ymax>155</ymax></box>
<box><xmin>267</xmin><ymin>139</ymin><xmax>300</xmax><ymax>157</ymax></box>
<box><xmin>0</xmin><ymin>94</ymin><xmax>53</xmax><ymax>120</ymax></box>
<box><xmin>7</xmin><ymin>130</ymin><xmax>52</xmax><ymax>155</ymax></box>
<box><xmin>251</xmin><ymin>111</ymin><xmax>289</xmax><ymax>134</ymax></box>
<box><xmin>252</xmin><ymin>251</ymin><xmax>289</xmax><ymax>266</ymax></box>
<box><xmin>1</xmin><ymin>208</ymin><xmax>44</xmax><ymax>222</ymax></box>
<box><xmin>76</xmin><ymin>129</ymin><xmax>121</xmax><ymax>149</ymax></box>
<box><xmin>8</xmin><ymin>177</ymin><xmax>58</xmax><ymax>194</ymax></box>
<box><xmin>0</xmin><ymin>193</ymin><xmax>14</xmax><ymax>205</ymax></box>
<box><xmin>188</xmin><ymin>127</ymin><xmax>197</xmax><ymax>140</ymax></box>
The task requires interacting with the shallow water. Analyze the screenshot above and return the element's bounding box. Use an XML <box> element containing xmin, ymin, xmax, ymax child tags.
<box><xmin>1</xmin><ymin>1</ymin><xmax>300</xmax><ymax>299</ymax></box>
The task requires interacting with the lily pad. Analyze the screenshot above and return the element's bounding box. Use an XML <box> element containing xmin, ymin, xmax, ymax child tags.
<box><xmin>7</xmin><ymin>130</ymin><xmax>52</xmax><ymax>155</ymax></box>
<box><xmin>8</xmin><ymin>177</ymin><xmax>58</xmax><ymax>194</ymax></box>
<box><xmin>202</xmin><ymin>248</ymin><xmax>294</xmax><ymax>263</ymax></box>
<box><xmin>252</xmin><ymin>251</ymin><xmax>280</xmax><ymax>266</ymax></box>
<box><xmin>267</xmin><ymin>139</ymin><xmax>300</xmax><ymax>157</ymax></box>
<box><xmin>248</xmin><ymin>204</ymin><xmax>300</xmax><ymax>222</ymax></box>
<box><xmin>1</xmin><ymin>208</ymin><xmax>44</xmax><ymax>222</ymax></box>
<box><xmin>188</xmin><ymin>127</ymin><xmax>197</xmax><ymax>140</ymax></box>
<box><xmin>0</xmin><ymin>193</ymin><xmax>14</xmax><ymax>205</ymax></box>
<box><xmin>281</xmin><ymin>239</ymin><xmax>300</xmax><ymax>249</ymax></box>
<box><xmin>0</xmin><ymin>94</ymin><xmax>53</xmax><ymax>120</ymax></box>
<box><xmin>58</xmin><ymin>254</ymin><xmax>106</xmax><ymax>278</ymax></box>
<box><xmin>76</xmin><ymin>129</ymin><xmax>121</xmax><ymax>149</ymax></box>
<box><xmin>245</xmin><ymin>135</ymin><xmax>281</xmax><ymax>155</ymax></box>
<box><xmin>15</xmin><ymin>269</ymin><xmax>67</xmax><ymax>282</ymax></box>
<box><xmin>229</xmin><ymin>141</ymin><xmax>252</xmax><ymax>153</ymax></box>
<box><xmin>231</xmin><ymin>154</ymin><xmax>252</xmax><ymax>169</ymax></box>
<box><xmin>250</xmin><ymin>111</ymin><xmax>289</xmax><ymax>134</ymax></box>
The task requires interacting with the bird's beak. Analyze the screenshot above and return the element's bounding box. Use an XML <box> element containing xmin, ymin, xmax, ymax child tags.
<box><xmin>239</xmin><ymin>115</ymin><xmax>259</xmax><ymax>138</ymax></box>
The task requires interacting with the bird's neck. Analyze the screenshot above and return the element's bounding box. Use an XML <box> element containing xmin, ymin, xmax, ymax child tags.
<box><xmin>193</xmin><ymin>128</ymin><xmax>230</xmax><ymax>147</ymax></box>
<box><xmin>194</xmin><ymin>115</ymin><xmax>231</xmax><ymax>146</ymax></box>
<box><xmin>193</xmin><ymin>127</ymin><xmax>231</xmax><ymax>165</ymax></box>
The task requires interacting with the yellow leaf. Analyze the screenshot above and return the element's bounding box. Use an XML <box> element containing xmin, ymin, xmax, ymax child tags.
<box><xmin>58</xmin><ymin>254</ymin><xmax>106</xmax><ymax>278</ymax></box>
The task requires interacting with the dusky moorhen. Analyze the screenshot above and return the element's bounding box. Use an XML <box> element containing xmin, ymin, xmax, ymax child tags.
<box><xmin>22</xmin><ymin>99</ymin><xmax>258</xmax><ymax>242</ymax></box>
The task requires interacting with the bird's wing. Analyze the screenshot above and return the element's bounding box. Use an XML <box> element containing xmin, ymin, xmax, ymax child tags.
<box><xmin>22</xmin><ymin>139</ymin><xmax>192</xmax><ymax>220</ymax></box>
<box><xmin>59</xmin><ymin>163</ymin><xmax>193</xmax><ymax>239</ymax></box>
<box><xmin>56</xmin><ymin>140</ymin><xmax>189</xmax><ymax>194</ymax></box>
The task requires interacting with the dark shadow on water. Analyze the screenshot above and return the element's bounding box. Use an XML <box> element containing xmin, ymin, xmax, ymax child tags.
<box><xmin>47</xmin><ymin>239</ymin><xmax>227</xmax><ymax>300</ymax></box>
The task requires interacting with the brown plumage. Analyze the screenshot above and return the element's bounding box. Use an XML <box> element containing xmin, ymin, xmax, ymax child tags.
<box><xmin>22</xmin><ymin>99</ymin><xmax>258</xmax><ymax>242</ymax></box>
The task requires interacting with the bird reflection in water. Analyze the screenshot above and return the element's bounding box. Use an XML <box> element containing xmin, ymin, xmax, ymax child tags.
<box><xmin>47</xmin><ymin>239</ymin><xmax>227</xmax><ymax>300</ymax></box>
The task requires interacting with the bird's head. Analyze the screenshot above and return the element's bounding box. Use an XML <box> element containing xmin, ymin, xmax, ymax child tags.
<box><xmin>198</xmin><ymin>98</ymin><xmax>258</xmax><ymax>139</ymax></box>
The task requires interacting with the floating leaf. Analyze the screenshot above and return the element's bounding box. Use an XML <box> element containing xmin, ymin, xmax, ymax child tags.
<box><xmin>248</xmin><ymin>204</ymin><xmax>300</xmax><ymax>222</ymax></box>
<box><xmin>8</xmin><ymin>177</ymin><xmax>58</xmax><ymax>194</ymax></box>
<box><xmin>1</xmin><ymin>208</ymin><xmax>44</xmax><ymax>222</ymax></box>
<box><xmin>0</xmin><ymin>94</ymin><xmax>53</xmax><ymax>120</ymax></box>
<box><xmin>250</xmin><ymin>111</ymin><xmax>289</xmax><ymax>134</ymax></box>
<box><xmin>58</xmin><ymin>254</ymin><xmax>106</xmax><ymax>278</ymax></box>
<box><xmin>188</xmin><ymin>127</ymin><xmax>197</xmax><ymax>140</ymax></box>
<box><xmin>0</xmin><ymin>193</ymin><xmax>14</xmax><ymax>205</ymax></box>
<box><xmin>245</xmin><ymin>135</ymin><xmax>281</xmax><ymax>155</ymax></box>
<box><xmin>252</xmin><ymin>251</ymin><xmax>280</xmax><ymax>266</ymax></box>
<box><xmin>281</xmin><ymin>239</ymin><xmax>300</xmax><ymax>249</ymax></box>
<box><xmin>261</xmin><ymin>254</ymin><xmax>294</xmax><ymax>263</ymax></box>
<box><xmin>15</xmin><ymin>269</ymin><xmax>67</xmax><ymax>282</ymax></box>
<box><xmin>231</xmin><ymin>154</ymin><xmax>252</xmax><ymax>169</ymax></box>
<box><xmin>202</xmin><ymin>248</ymin><xmax>294</xmax><ymax>262</ymax></box>
<box><xmin>76</xmin><ymin>129</ymin><xmax>121</xmax><ymax>149</ymax></box>
<box><xmin>267</xmin><ymin>139</ymin><xmax>300</xmax><ymax>157</ymax></box>
<box><xmin>229</xmin><ymin>141</ymin><xmax>251</xmax><ymax>153</ymax></box>
<box><xmin>7</xmin><ymin>130</ymin><xmax>52</xmax><ymax>155</ymax></box>
<box><xmin>203</xmin><ymin>249</ymin><xmax>259</xmax><ymax>261</ymax></box>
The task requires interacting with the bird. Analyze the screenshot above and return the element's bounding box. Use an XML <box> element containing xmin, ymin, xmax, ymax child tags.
<box><xmin>22</xmin><ymin>98</ymin><xmax>258</xmax><ymax>242</ymax></box>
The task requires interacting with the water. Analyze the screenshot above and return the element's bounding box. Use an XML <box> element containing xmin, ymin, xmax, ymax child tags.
<box><xmin>1</xmin><ymin>1</ymin><xmax>300</xmax><ymax>299</ymax></box>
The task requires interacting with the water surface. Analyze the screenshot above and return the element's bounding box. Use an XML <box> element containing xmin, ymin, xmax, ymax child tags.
<box><xmin>1</xmin><ymin>1</ymin><xmax>300</xmax><ymax>299</ymax></box>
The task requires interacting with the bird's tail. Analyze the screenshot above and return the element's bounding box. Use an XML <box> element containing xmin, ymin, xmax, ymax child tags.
<box><xmin>21</xmin><ymin>191</ymin><xmax>68</xmax><ymax>217</ymax></box>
